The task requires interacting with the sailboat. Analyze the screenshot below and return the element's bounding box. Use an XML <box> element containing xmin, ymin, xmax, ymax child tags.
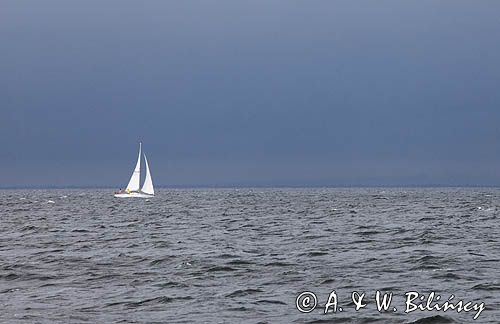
<box><xmin>114</xmin><ymin>142</ymin><xmax>155</xmax><ymax>198</ymax></box>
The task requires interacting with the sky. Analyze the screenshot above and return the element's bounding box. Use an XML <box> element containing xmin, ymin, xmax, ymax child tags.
<box><xmin>1</xmin><ymin>1</ymin><xmax>500</xmax><ymax>187</ymax></box>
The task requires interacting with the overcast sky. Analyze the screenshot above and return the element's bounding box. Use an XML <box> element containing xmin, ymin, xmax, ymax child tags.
<box><xmin>1</xmin><ymin>1</ymin><xmax>500</xmax><ymax>187</ymax></box>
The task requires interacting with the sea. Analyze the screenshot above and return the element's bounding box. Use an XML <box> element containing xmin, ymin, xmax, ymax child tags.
<box><xmin>0</xmin><ymin>188</ymin><xmax>499</xmax><ymax>323</ymax></box>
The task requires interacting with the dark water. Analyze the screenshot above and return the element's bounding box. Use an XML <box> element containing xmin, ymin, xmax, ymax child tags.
<box><xmin>1</xmin><ymin>188</ymin><xmax>499</xmax><ymax>323</ymax></box>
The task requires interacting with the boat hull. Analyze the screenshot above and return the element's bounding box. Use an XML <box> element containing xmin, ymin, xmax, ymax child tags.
<box><xmin>114</xmin><ymin>192</ymin><xmax>154</xmax><ymax>198</ymax></box>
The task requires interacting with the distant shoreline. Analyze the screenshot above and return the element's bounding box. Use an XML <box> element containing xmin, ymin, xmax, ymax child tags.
<box><xmin>1</xmin><ymin>185</ymin><xmax>499</xmax><ymax>190</ymax></box>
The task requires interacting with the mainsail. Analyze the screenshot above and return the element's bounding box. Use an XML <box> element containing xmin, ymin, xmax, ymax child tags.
<box><xmin>141</xmin><ymin>154</ymin><xmax>154</xmax><ymax>195</ymax></box>
<box><xmin>126</xmin><ymin>143</ymin><xmax>141</xmax><ymax>191</ymax></box>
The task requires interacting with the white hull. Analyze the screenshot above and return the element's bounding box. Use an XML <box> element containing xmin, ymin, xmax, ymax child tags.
<box><xmin>114</xmin><ymin>192</ymin><xmax>154</xmax><ymax>198</ymax></box>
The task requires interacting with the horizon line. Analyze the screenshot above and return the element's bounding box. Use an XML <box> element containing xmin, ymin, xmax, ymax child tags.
<box><xmin>1</xmin><ymin>184</ymin><xmax>500</xmax><ymax>190</ymax></box>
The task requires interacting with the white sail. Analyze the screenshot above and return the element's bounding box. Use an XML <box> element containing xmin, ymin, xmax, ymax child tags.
<box><xmin>141</xmin><ymin>153</ymin><xmax>154</xmax><ymax>195</ymax></box>
<box><xmin>126</xmin><ymin>143</ymin><xmax>141</xmax><ymax>191</ymax></box>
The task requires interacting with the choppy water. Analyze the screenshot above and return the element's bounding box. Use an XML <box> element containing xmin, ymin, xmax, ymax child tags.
<box><xmin>0</xmin><ymin>188</ymin><xmax>499</xmax><ymax>323</ymax></box>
